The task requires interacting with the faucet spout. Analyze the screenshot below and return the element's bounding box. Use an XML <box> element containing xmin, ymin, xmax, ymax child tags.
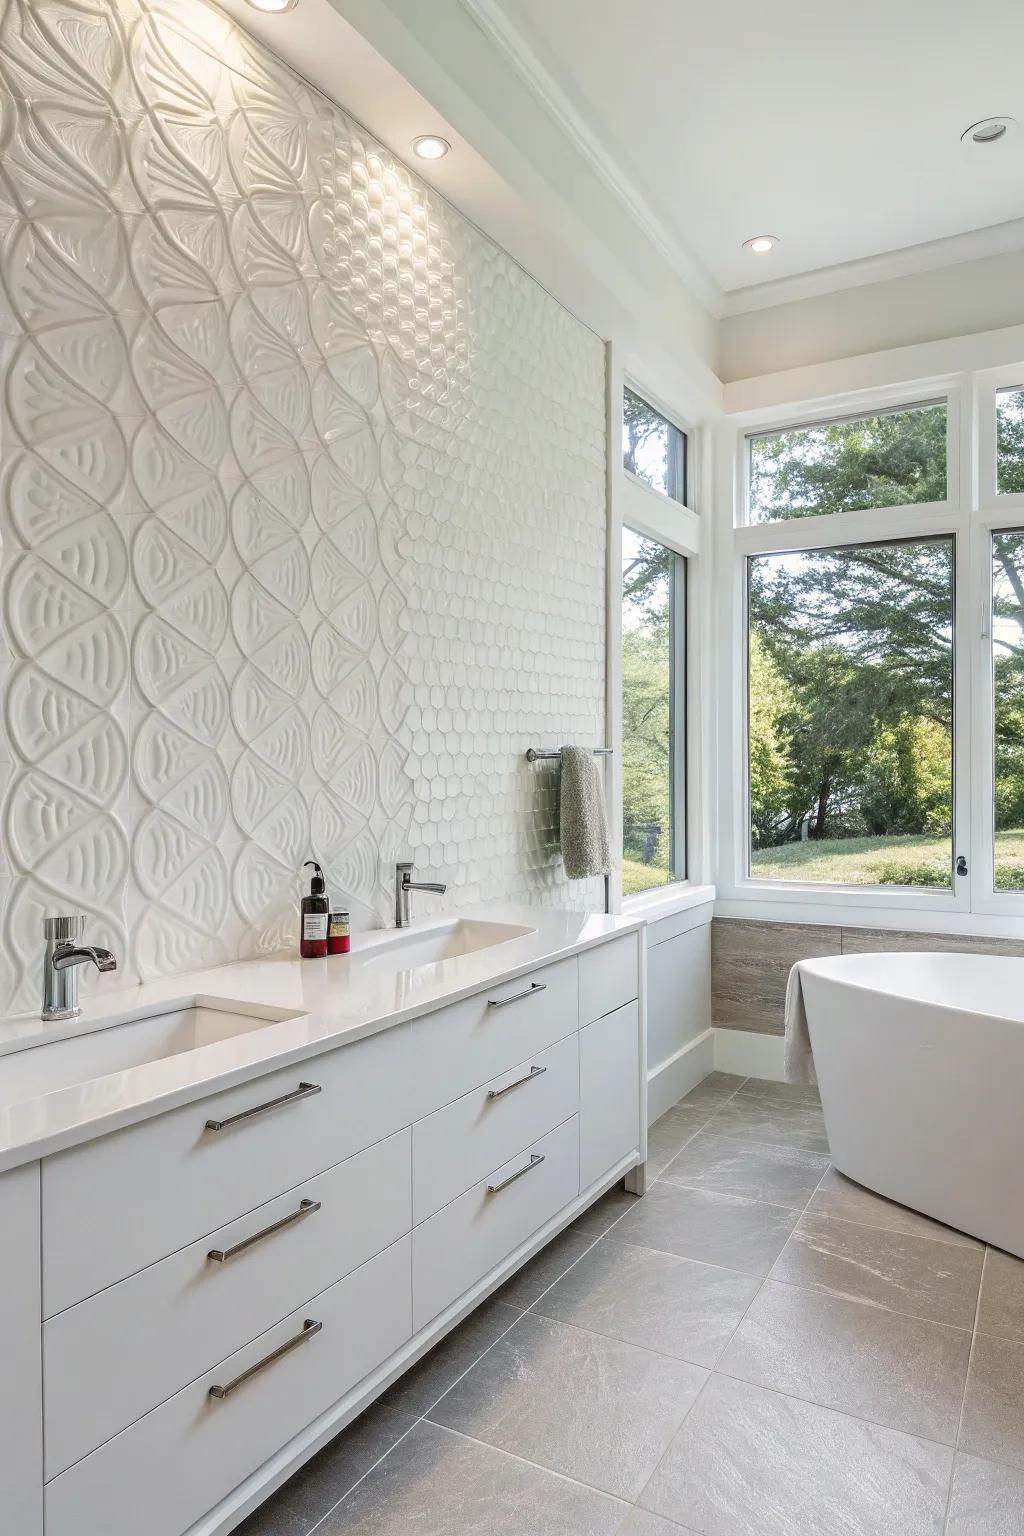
<box><xmin>394</xmin><ymin>862</ymin><xmax>447</xmax><ymax>928</ymax></box>
<box><xmin>52</xmin><ymin>944</ymin><xmax>117</xmax><ymax>974</ymax></box>
<box><xmin>42</xmin><ymin>916</ymin><xmax>118</xmax><ymax>1022</ymax></box>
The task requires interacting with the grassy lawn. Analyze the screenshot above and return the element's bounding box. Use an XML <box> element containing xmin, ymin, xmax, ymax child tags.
<box><xmin>622</xmin><ymin>857</ymin><xmax>673</xmax><ymax>897</ymax></box>
<box><xmin>751</xmin><ymin>829</ymin><xmax>1024</xmax><ymax>888</ymax></box>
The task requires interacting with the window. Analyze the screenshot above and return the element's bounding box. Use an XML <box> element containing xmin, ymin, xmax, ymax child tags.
<box><xmin>622</xmin><ymin>528</ymin><xmax>686</xmax><ymax>895</ymax></box>
<box><xmin>747</xmin><ymin>535</ymin><xmax>954</xmax><ymax>888</ymax></box>
<box><xmin>996</xmin><ymin>388</ymin><xmax>1024</xmax><ymax>495</ymax></box>
<box><xmin>992</xmin><ymin>530</ymin><xmax>1024</xmax><ymax>888</ymax></box>
<box><xmin>623</xmin><ymin>387</ymin><xmax>687</xmax><ymax>503</ymax></box>
<box><xmin>747</xmin><ymin>401</ymin><xmax>947</xmax><ymax>524</ymax></box>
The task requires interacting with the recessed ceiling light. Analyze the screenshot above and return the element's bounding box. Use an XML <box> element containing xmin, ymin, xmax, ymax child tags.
<box><xmin>413</xmin><ymin>135</ymin><xmax>451</xmax><ymax>161</ymax></box>
<box><xmin>742</xmin><ymin>235</ymin><xmax>779</xmax><ymax>254</ymax></box>
<box><xmin>245</xmin><ymin>0</ymin><xmax>298</xmax><ymax>11</ymax></box>
<box><xmin>961</xmin><ymin>116</ymin><xmax>1016</xmax><ymax>146</ymax></box>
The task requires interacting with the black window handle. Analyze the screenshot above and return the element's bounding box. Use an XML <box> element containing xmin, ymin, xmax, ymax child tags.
<box><xmin>956</xmin><ymin>855</ymin><xmax>968</xmax><ymax>876</ymax></box>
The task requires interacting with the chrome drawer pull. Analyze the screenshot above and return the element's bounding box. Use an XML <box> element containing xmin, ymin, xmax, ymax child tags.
<box><xmin>207</xmin><ymin>1199</ymin><xmax>321</xmax><ymax>1263</ymax></box>
<box><xmin>487</xmin><ymin>981</ymin><xmax>547</xmax><ymax>1009</ymax></box>
<box><xmin>487</xmin><ymin>1151</ymin><xmax>545</xmax><ymax>1194</ymax></box>
<box><xmin>208</xmin><ymin>1318</ymin><xmax>322</xmax><ymax>1400</ymax></box>
<box><xmin>486</xmin><ymin>1065</ymin><xmax>547</xmax><ymax>1101</ymax></box>
<box><xmin>205</xmin><ymin>1081</ymin><xmax>321</xmax><ymax>1132</ymax></box>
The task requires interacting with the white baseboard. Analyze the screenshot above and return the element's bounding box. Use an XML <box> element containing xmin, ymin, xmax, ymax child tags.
<box><xmin>713</xmin><ymin>1027</ymin><xmax>785</xmax><ymax>1081</ymax></box>
<box><xmin>648</xmin><ymin>1029</ymin><xmax>714</xmax><ymax>1121</ymax></box>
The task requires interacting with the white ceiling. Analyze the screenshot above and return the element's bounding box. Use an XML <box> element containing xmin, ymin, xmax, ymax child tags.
<box><xmin>480</xmin><ymin>0</ymin><xmax>1024</xmax><ymax>309</ymax></box>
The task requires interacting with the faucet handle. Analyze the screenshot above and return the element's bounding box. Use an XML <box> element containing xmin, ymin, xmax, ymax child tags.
<box><xmin>44</xmin><ymin>915</ymin><xmax>86</xmax><ymax>943</ymax></box>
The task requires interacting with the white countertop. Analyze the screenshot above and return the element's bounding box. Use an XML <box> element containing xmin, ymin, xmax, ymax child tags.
<box><xmin>0</xmin><ymin>906</ymin><xmax>643</xmax><ymax>1173</ymax></box>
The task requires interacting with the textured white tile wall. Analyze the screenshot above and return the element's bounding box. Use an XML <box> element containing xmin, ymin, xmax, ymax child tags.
<box><xmin>0</xmin><ymin>0</ymin><xmax>607</xmax><ymax>1009</ymax></box>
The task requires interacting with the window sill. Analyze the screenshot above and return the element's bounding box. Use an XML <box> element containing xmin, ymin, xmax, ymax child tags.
<box><xmin>623</xmin><ymin>882</ymin><xmax>715</xmax><ymax>923</ymax></box>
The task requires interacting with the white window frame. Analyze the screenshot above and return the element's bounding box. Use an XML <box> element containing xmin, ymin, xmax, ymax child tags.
<box><xmin>609</xmin><ymin>364</ymin><xmax>709</xmax><ymax>917</ymax></box>
<box><xmin>717</xmin><ymin>377</ymin><xmax>998</xmax><ymax>924</ymax></box>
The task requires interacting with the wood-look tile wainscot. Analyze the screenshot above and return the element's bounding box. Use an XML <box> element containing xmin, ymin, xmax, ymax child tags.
<box><xmin>711</xmin><ymin>918</ymin><xmax>1024</xmax><ymax>1035</ymax></box>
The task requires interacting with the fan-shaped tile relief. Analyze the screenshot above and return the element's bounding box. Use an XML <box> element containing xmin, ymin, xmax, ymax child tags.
<box><xmin>0</xmin><ymin>0</ymin><xmax>605</xmax><ymax>997</ymax></box>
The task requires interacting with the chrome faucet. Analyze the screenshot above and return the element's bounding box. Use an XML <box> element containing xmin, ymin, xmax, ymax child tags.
<box><xmin>42</xmin><ymin>916</ymin><xmax>117</xmax><ymax>1021</ymax></box>
<box><xmin>395</xmin><ymin>861</ymin><xmax>447</xmax><ymax>928</ymax></box>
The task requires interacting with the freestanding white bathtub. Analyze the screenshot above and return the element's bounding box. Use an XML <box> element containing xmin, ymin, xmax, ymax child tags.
<box><xmin>799</xmin><ymin>951</ymin><xmax>1024</xmax><ymax>1258</ymax></box>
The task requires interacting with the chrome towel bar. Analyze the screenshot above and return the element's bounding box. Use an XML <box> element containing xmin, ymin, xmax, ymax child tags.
<box><xmin>525</xmin><ymin>746</ymin><xmax>613</xmax><ymax>763</ymax></box>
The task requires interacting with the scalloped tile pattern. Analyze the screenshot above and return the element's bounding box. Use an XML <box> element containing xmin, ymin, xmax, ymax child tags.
<box><xmin>0</xmin><ymin>0</ymin><xmax>606</xmax><ymax>1008</ymax></box>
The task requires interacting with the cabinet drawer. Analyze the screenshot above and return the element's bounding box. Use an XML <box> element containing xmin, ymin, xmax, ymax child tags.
<box><xmin>413</xmin><ymin>1116</ymin><xmax>579</xmax><ymax>1331</ymax></box>
<box><xmin>45</xmin><ymin>1237</ymin><xmax>411</xmax><ymax>1536</ymax></box>
<box><xmin>398</xmin><ymin>955</ymin><xmax>579</xmax><ymax>1121</ymax></box>
<box><xmin>579</xmin><ymin>1000</ymin><xmax>640</xmax><ymax>1191</ymax></box>
<box><xmin>43</xmin><ymin>1129</ymin><xmax>410</xmax><ymax>1480</ymax></box>
<box><xmin>413</xmin><ymin>1033</ymin><xmax>578</xmax><ymax>1223</ymax></box>
<box><xmin>578</xmin><ymin>934</ymin><xmax>639</xmax><ymax>1025</ymax></box>
<box><xmin>41</xmin><ymin>1025</ymin><xmax>410</xmax><ymax>1317</ymax></box>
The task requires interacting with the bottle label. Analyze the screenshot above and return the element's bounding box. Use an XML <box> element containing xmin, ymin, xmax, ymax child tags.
<box><xmin>303</xmin><ymin>912</ymin><xmax>328</xmax><ymax>942</ymax></box>
<box><xmin>328</xmin><ymin>914</ymin><xmax>350</xmax><ymax>938</ymax></box>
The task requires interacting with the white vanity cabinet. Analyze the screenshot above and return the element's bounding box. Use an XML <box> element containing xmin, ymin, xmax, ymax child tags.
<box><xmin>13</xmin><ymin>927</ymin><xmax>642</xmax><ymax>1536</ymax></box>
<box><xmin>0</xmin><ymin>1163</ymin><xmax>43</xmax><ymax>1536</ymax></box>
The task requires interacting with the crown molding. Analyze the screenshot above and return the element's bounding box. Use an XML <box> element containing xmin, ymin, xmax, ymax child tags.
<box><xmin>722</xmin><ymin>216</ymin><xmax>1024</xmax><ymax>316</ymax></box>
<box><xmin>460</xmin><ymin>0</ymin><xmax>723</xmax><ymax>317</ymax></box>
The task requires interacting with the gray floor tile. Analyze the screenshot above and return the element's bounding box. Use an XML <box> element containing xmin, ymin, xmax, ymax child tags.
<box><xmin>320</xmin><ymin>1420</ymin><xmax>627</xmax><ymax>1535</ymax></box>
<box><xmin>647</xmin><ymin>1105</ymin><xmax>710</xmax><ymax>1179</ymax></box>
<box><xmin>677</xmin><ymin>1072</ymin><xmax>746</xmax><ymax>1108</ymax></box>
<box><xmin>532</xmin><ymin>1237</ymin><xmax>760</xmax><ymax>1367</ymax></box>
<box><xmin>773</xmin><ymin>1212</ymin><xmax>983</xmax><ymax>1329</ymax></box>
<box><xmin>807</xmin><ymin>1166</ymin><xmax>982</xmax><ymax>1249</ymax></box>
<box><xmin>718</xmin><ymin>1278</ymin><xmax>972</xmax><ymax>1445</ymax></box>
<box><xmin>495</xmin><ymin>1225</ymin><xmax>598</xmax><ymax>1308</ymax></box>
<box><xmin>977</xmin><ymin>1249</ymin><xmax>1024</xmax><ymax>1344</ymax></box>
<box><xmin>735</xmin><ymin>1077</ymin><xmax>821</xmax><ymax>1108</ymax></box>
<box><xmin>428</xmin><ymin>1311</ymin><xmax>707</xmax><ymax>1501</ymax></box>
<box><xmin>960</xmin><ymin>1333</ymin><xmax>1024</xmax><ymax>1470</ymax></box>
<box><xmin>571</xmin><ymin>1186</ymin><xmax>640</xmax><ymax>1237</ymax></box>
<box><xmin>639</xmin><ymin>1373</ymin><xmax>954</xmax><ymax>1536</ymax></box>
<box><xmin>703</xmin><ymin>1097</ymin><xmax>830</xmax><ymax>1155</ymax></box>
<box><xmin>660</xmin><ymin>1132</ymin><xmax>829</xmax><ymax>1210</ymax></box>
<box><xmin>947</xmin><ymin>1452</ymin><xmax>1024</xmax><ymax>1535</ymax></box>
<box><xmin>618</xmin><ymin>1511</ymin><xmax>696</xmax><ymax>1535</ymax></box>
<box><xmin>379</xmin><ymin>1297</ymin><xmax>522</xmax><ymax>1417</ymax></box>
<box><xmin>235</xmin><ymin>1403</ymin><xmax>416</xmax><ymax>1535</ymax></box>
<box><xmin>613</xmin><ymin>1180</ymin><xmax>798</xmax><ymax>1278</ymax></box>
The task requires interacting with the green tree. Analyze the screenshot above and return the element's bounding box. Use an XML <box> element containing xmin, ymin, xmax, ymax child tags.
<box><xmin>748</xmin><ymin>632</ymin><xmax>792</xmax><ymax>847</ymax></box>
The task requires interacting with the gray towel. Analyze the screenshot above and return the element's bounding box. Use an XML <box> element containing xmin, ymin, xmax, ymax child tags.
<box><xmin>783</xmin><ymin>962</ymin><xmax>817</xmax><ymax>1085</ymax></box>
<box><xmin>559</xmin><ymin>746</ymin><xmax>611</xmax><ymax>880</ymax></box>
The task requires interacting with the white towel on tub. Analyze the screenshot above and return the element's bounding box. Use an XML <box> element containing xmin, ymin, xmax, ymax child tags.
<box><xmin>784</xmin><ymin>962</ymin><xmax>817</xmax><ymax>1085</ymax></box>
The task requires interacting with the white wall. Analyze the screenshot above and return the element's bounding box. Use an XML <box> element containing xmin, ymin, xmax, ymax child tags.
<box><xmin>720</xmin><ymin>249</ymin><xmax>1024</xmax><ymax>384</ymax></box>
<box><xmin>0</xmin><ymin>0</ymin><xmax>608</xmax><ymax>1010</ymax></box>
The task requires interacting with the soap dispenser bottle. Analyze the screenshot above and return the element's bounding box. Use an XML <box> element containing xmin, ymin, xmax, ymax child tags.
<box><xmin>300</xmin><ymin>860</ymin><xmax>329</xmax><ymax>958</ymax></box>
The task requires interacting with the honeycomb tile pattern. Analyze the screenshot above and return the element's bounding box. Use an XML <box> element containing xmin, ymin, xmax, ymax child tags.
<box><xmin>0</xmin><ymin>0</ymin><xmax>606</xmax><ymax>1007</ymax></box>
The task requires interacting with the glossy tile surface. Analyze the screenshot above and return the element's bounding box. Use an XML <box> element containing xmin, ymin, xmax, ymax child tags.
<box><xmin>319</xmin><ymin>1421</ymin><xmax>627</xmax><ymax>1535</ymax></box>
<box><xmin>533</xmin><ymin>1238</ymin><xmax>760</xmax><ymax>1367</ymax></box>
<box><xmin>773</xmin><ymin>1211</ymin><xmax>984</xmax><ymax>1328</ymax></box>
<box><xmin>947</xmin><ymin>1452</ymin><xmax>1024</xmax><ymax>1535</ymax></box>
<box><xmin>660</xmin><ymin>1132</ymin><xmax>829</xmax><ymax>1210</ymax></box>
<box><xmin>639</xmin><ymin>1374</ymin><xmax>953</xmax><ymax>1536</ymax></box>
<box><xmin>718</xmin><ymin>1278</ymin><xmax>971</xmax><ymax>1444</ymax></box>
<box><xmin>612</xmin><ymin>1181</ymin><xmax>799</xmax><ymax>1277</ymax></box>
<box><xmin>428</xmin><ymin>1313</ymin><xmax>707</xmax><ymax>1500</ymax></box>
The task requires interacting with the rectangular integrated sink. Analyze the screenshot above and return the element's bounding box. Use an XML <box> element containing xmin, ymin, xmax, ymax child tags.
<box><xmin>357</xmin><ymin>918</ymin><xmax>535</xmax><ymax>976</ymax></box>
<box><xmin>0</xmin><ymin>1003</ymin><xmax>300</xmax><ymax>1112</ymax></box>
